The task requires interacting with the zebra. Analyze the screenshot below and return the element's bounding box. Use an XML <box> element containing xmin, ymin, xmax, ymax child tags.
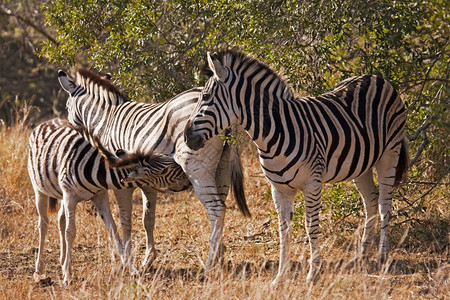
<box><xmin>28</xmin><ymin>118</ymin><xmax>189</xmax><ymax>285</ymax></box>
<box><xmin>184</xmin><ymin>50</ymin><xmax>409</xmax><ymax>285</ymax></box>
<box><xmin>57</xmin><ymin>68</ymin><xmax>250</xmax><ymax>276</ymax></box>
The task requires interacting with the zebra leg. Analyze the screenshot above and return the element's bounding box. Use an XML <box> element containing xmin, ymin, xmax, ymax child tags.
<box><xmin>188</xmin><ymin>178</ymin><xmax>227</xmax><ymax>275</ymax></box>
<box><xmin>204</xmin><ymin>195</ymin><xmax>226</xmax><ymax>272</ymax></box>
<box><xmin>304</xmin><ymin>180</ymin><xmax>323</xmax><ymax>283</ymax></box>
<box><xmin>213</xmin><ymin>145</ymin><xmax>233</xmax><ymax>263</ymax></box>
<box><xmin>61</xmin><ymin>195</ymin><xmax>78</xmax><ymax>286</ymax></box>
<box><xmin>90</xmin><ymin>191</ymin><xmax>125</xmax><ymax>262</ymax></box>
<box><xmin>113</xmin><ymin>189</ymin><xmax>134</xmax><ymax>267</ymax></box>
<box><xmin>176</xmin><ymin>137</ymin><xmax>226</xmax><ymax>274</ymax></box>
<box><xmin>353</xmin><ymin>169</ymin><xmax>379</xmax><ymax>259</ymax></box>
<box><xmin>375</xmin><ymin>145</ymin><xmax>401</xmax><ymax>266</ymax></box>
<box><xmin>140</xmin><ymin>188</ymin><xmax>157</xmax><ymax>271</ymax></box>
<box><xmin>271</xmin><ymin>185</ymin><xmax>296</xmax><ymax>286</ymax></box>
<box><xmin>34</xmin><ymin>191</ymin><xmax>49</xmax><ymax>276</ymax></box>
<box><xmin>57</xmin><ymin>203</ymin><xmax>66</xmax><ymax>266</ymax></box>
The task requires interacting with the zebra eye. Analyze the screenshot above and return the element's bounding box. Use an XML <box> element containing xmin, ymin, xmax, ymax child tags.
<box><xmin>202</xmin><ymin>92</ymin><xmax>210</xmax><ymax>101</ymax></box>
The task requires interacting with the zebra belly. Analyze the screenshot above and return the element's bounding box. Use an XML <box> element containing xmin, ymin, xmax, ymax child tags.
<box><xmin>321</xmin><ymin>153</ymin><xmax>376</xmax><ymax>183</ymax></box>
<box><xmin>33</xmin><ymin>180</ymin><xmax>64</xmax><ymax>199</ymax></box>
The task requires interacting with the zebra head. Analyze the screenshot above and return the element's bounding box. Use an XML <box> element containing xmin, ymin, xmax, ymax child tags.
<box><xmin>121</xmin><ymin>154</ymin><xmax>176</xmax><ymax>183</ymax></box>
<box><xmin>185</xmin><ymin>51</ymin><xmax>237</xmax><ymax>150</ymax></box>
<box><xmin>58</xmin><ymin>70</ymin><xmax>84</xmax><ymax>126</ymax></box>
<box><xmin>121</xmin><ymin>152</ymin><xmax>191</xmax><ymax>191</ymax></box>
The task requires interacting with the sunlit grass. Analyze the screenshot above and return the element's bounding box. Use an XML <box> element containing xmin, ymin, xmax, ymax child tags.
<box><xmin>0</xmin><ymin>122</ymin><xmax>448</xmax><ymax>299</ymax></box>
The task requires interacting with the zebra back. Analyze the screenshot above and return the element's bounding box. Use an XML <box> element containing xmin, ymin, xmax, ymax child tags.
<box><xmin>27</xmin><ymin>119</ymin><xmax>190</xmax><ymax>200</ymax></box>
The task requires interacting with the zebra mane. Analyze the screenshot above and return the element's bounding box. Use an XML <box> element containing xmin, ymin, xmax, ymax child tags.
<box><xmin>60</xmin><ymin>121</ymin><xmax>127</xmax><ymax>166</ymax></box>
<box><xmin>74</xmin><ymin>68</ymin><xmax>130</xmax><ymax>104</ymax></box>
<box><xmin>202</xmin><ymin>49</ymin><xmax>295</xmax><ymax>100</ymax></box>
<box><xmin>66</xmin><ymin>121</ymin><xmax>100</xmax><ymax>149</ymax></box>
<box><xmin>92</xmin><ymin>135</ymin><xmax>148</xmax><ymax>168</ymax></box>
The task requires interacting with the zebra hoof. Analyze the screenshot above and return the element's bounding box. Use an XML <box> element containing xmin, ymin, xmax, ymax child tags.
<box><xmin>377</xmin><ymin>251</ymin><xmax>390</xmax><ymax>270</ymax></box>
<box><xmin>270</xmin><ymin>276</ymin><xmax>283</xmax><ymax>287</ymax></box>
<box><xmin>306</xmin><ymin>266</ymin><xmax>320</xmax><ymax>283</ymax></box>
<box><xmin>33</xmin><ymin>272</ymin><xmax>53</xmax><ymax>286</ymax></box>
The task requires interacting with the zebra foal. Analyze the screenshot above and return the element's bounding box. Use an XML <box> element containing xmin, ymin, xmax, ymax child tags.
<box><xmin>28</xmin><ymin>118</ymin><xmax>188</xmax><ymax>285</ymax></box>
<box><xmin>184</xmin><ymin>50</ymin><xmax>409</xmax><ymax>285</ymax></box>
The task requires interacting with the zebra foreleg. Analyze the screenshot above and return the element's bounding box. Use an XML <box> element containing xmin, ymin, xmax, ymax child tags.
<box><xmin>353</xmin><ymin>169</ymin><xmax>379</xmax><ymax>260</ymax></box>
<box><xmin>61</xmin><ymin>195</ymin><xmax>78</xmax><ymax>286</ymax></box>
<box><xmin>34</xmin><ymin>191</ymin><xmax>49</xmax><ymax>277</ymax></box>
<box><xmin>375</xmin><ymin>146</ymin><xmax>400</xmax><ymax>267</ymax></box>
<box><xmin>140</xmin><ymin>188</ymin><xmax>157</xmax><ymax>272</ymax></box>
<box><xmin>213</xmin><ymin>144</ymin><xmax>233</xmax><ymax>265</ymax></box>
<box><xmin>191</xmin><ymin>181</ymin><xmax>227</xmax><ymax>276</ymax></box>
<box><xmin>113</xmin><ymin>189</ymin><xmax>134</xmax><ymax>269</ymax></box>
<box><xmin>57</xmin><ymin>204</ymin><xmax>66</xmax><ymax>266</ymax></box>
<box><xmin>90</xmin><ymin>191</ymin><xmax>125</xmax><ymax>264</ymax></box>
<box><xmin>271</xmin><ymin>186</ymin><xmax>295</xmax><ymax>286</ymax></box>
<box><xmin>303</xmin><ymin>180</ymin><xmax>323</xmax><ymax>283</ymax></box>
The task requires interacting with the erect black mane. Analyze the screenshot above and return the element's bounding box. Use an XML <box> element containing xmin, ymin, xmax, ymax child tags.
<box><xmin>201</xmin><ymin>49</ymin><xmax>295</xmax><ymax>99</ymax></box>
<box><xmin>75</xmin><ymin>68</ymin><xmax>130</xmax><ymax>101</ymax></box>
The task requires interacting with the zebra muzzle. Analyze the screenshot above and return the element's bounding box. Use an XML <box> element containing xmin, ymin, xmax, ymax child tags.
<box><xmin>184</xmin><ymin>120</ymin><xmax>205</xmax><ymax>150</ymax></box>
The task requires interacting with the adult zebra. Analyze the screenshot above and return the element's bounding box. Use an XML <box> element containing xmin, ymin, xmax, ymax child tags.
<box><xmin>28</xmin><ymin>118</ymin><xmax>189</xmax><ymax>285</ymax></box>
<box><xmin>184</xmin><ymin>50</ymin><xmax>409</xmax><ymax>285</ymax></box>
<box><xmin>57</xmin><ymin>69</ymin><xmax>250</xmax><ymax>275</ymax></box>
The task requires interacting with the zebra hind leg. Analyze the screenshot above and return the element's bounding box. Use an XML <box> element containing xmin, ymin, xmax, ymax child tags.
<box><xmin>353</xmin><ymin>169</ymin><xmax>379</xmax><ymax>260</ymax></box>
<box><xmin>375</xmin><ymin>144</ymin><xmax>402</xmax><ymax>268</ymax></box>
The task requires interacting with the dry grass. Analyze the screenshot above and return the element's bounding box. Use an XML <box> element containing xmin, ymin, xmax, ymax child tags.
<box><xmin>0</xmin><ymin>124</ymin><xmax>448</xmax><ymax>299</ymax></box>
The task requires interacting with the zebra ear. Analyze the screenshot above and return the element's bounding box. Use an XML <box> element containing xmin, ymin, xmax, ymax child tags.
<box><xmin>207</xmin><ymin>52</ymin><xmax>228</xmax><ymax>82</ymax></box>
<box><xmin>58</xmin><ymin>70</ymin><xmax>78</xmax><ymax>95</ymax></box>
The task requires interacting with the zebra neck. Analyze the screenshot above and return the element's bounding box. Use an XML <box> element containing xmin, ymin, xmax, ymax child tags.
<box><xmin>238</xmin><ymin>88</ymin><xmax>296</xmax><ymax>149</ymax></box>
<box><xmin>79</xmin><ymin>101</ymin><xmax>119</xmax><ymax>150</ymax></box>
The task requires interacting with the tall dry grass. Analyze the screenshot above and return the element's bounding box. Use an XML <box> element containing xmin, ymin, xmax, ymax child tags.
<box><xmin>0</xmin><ymin>112</ymin><xmax>448</xmax><ymax>299</ymax></box>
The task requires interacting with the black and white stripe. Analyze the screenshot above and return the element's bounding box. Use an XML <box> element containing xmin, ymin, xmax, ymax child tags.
<box><xmin>28</xmin><ymin>118</ymin><xmax>188</xmax><ymax>285</ymax></box>
<box><xmin>57</xmin><ymin>68</ymin><xmax>249</xmax><ymax>274</ymax></box>
<box><xmin>184</xmin><ymin>50</ymin><xmax>409</xmax><ymax>284</ymax></box>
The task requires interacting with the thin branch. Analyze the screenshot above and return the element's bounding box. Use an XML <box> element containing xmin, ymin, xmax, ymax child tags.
<box><xmin>0</xmin><ymin>4</ymin><xmax>58</xmax><ymax>46</ymax></box>
<box><xmin>396</xmin><ymin>163</ymin><xmax>450</xmax><ymax>215</ymax></box>
<box><xmin>407</xmin><ymin>114</ymin><xmax>439</xmax><ymax>166</ymax></box>
<box><xmin>405</xmin><ymin>54</ymin><xmax>441</xmax><ymax>111</ymax></box>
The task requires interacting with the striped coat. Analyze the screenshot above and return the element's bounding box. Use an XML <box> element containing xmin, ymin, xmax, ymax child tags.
<box><xmin>28</xmin><ymin>118</ymin><xmax>188</xmax><ymax>285</ymax></box>
<box><xmin>185</xmin><ymin>50</ymin><xmax>408</xmax><ymax>284</ymax></box>
<box><xmin>57</xmin><ymin>68</ymin><xmax>249</xmax><ymax>275</ymax></box>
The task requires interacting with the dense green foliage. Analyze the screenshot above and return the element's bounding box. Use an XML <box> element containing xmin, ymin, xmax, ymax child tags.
<box><xmin>1</xmin><ymin>0</ymin><xmax>448</xmax><ymax>215</ymax></box>
<box><xmin>41</xmin><ymin>1</ymin><xmax>448</xmax><ymax>176</ymax></box>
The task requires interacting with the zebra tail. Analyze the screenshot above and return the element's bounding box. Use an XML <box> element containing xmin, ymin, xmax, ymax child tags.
<box><xmin>230</xmin><ymin>145</ymin><xmax>251</xmax><ymax>217</ymax></box>
<box><xmin>49</xmin><ymin>197</ymin><xmax>58</xmax><ymax>214</ymax></box>
<box><xmin>395</xmin><ymin>137</ymin><xmax>409</xmax><ymax>186</ymax></box>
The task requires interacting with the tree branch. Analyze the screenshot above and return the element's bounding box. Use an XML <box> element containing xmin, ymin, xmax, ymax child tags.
<box><xmin>0</xmin><ymin>4</ymin><xmax>58</xmax><ymax>46</ymax></box>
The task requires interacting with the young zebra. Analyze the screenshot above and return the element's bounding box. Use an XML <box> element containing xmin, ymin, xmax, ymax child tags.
<box><xmin>184</xmin><ymin>50</ymin><xmax>409</xmax><ymax>285</ymax></box>
<box><xmin>57</xmin><ymin>69</ymin><xmax>250</xmax><ymax>275</ymax></box>
<box><xmin>28</xmin><ymin>118</ymin><xmax>189</xmax><ymax>285</ymax></box>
